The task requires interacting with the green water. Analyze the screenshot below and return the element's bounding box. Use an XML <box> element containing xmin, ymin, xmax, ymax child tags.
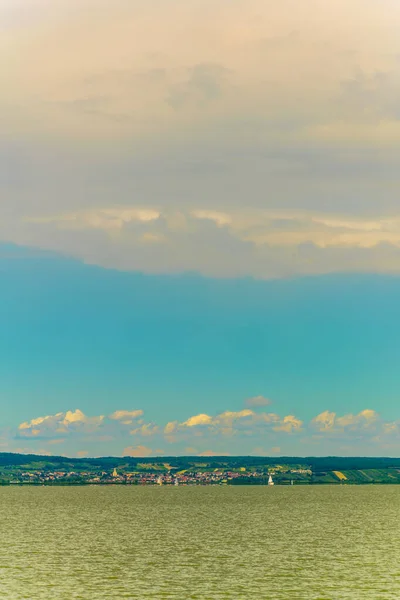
<box><xmin>0</xmin><ymin>486</ymin><xmax>399</xmax><ymax>599</ymax></box>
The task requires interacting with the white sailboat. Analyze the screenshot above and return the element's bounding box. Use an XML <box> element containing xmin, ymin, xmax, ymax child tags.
<box><xmin>174</xmin><ymin>478</ymin><xmax>179</xmax><ymax>486</ymax></box>
<box><xmin>268</xmin><ymin>474</ymin><xmax>274</xmax><ymax>486</ymax></box>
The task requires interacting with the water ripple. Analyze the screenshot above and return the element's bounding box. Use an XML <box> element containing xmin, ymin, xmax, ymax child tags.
<box><xmin>0</xmin><ymin>486</ymin><xmax>399</xmax><ymax>599</ymax></box>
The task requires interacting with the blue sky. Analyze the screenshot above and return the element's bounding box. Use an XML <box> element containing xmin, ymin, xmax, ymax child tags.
<box><xmin>1</xmin><ymin>244</ymin><xmax>400</xmax><ymax>457</ymax></box>
<box><xmin>2</xmin><ymin>0</ymin><xmax>400</xmax><ymax>456</ymax></box>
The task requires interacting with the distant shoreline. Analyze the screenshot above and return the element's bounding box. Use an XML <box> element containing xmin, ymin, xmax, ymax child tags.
<box><xmin>2</xmin><ymin>453</ymin><xmax>400</xmax><ymax>486</ymax></box>
<box><xmin>3</xmin><ymin>481</ymin><xmax>400</xmax><ymax>487</ymax></box>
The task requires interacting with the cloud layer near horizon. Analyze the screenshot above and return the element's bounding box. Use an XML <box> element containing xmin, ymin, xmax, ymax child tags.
<box><xmin>3</xmin><ymin>0</ymin><xmax>400</xmax><ymax>277</ymax></box>
<box><xmin>9</xmin><ymin>403</ymin><xmax>400</xmax><ymax>458</ymax></box>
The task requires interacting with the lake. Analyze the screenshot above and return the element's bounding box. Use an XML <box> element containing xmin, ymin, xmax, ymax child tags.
<box><xmin>0</xmin><ymin>486</ymin><xmax>399</xmax><ymax>599</ymax></box>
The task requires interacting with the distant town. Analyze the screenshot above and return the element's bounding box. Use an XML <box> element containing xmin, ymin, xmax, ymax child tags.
<box><xmin>2</xmin><ymin>465</ymin><xmax>312</xmax><ymax>486</ymax></box>
<box><xmin>1</xmin><ymin>453</ymin><xmax>400</xmax><ymax>485</ymax></box>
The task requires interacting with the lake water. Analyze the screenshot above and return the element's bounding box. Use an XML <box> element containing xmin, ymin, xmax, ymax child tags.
<box><xmin>0</xmin><ymin>486</ymin><xmax>399</xmax><ymax>599</ymax></box>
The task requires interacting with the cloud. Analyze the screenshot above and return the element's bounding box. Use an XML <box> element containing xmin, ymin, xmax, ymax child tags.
<box><xmin>28</xmin><ymin>208</ymin><xmax>160</xmax><ymax>232</ymax></box>
<box><xmin>339</xmin><ymin>67</ymin><xmax>400</xmax><ymax>123</ymax></box>
<box><xmin>181</xmin><ymin>409</ymin><xmax>255</xmax><ymax>431</ymax></box>
<box><xmin>336</xmin><ymin>409</ymin><xmax>378</xmax><ymax>428</ymax></box>
<box><xmin>167</xmin><ymin>63</ymin><xmax>231</xmax><ymax>109</ymax></box>
<box><xmin>183</xmin><ymin>414</ymin><xmax>213</xmax><ymax>427</ymax></box>
<box><xmin>312</xmin><ymin>409</ymin><xmax>378</xmax><ymax>433</ymax></box>
<box><xmin>165</xmin><ymin>408</ymin><xmax>298</xmax><ymax>440</ymax></box>
<box><xmin>3</xmin><ymin>0</ymin><xmax>400</xmax><ymax>144</ymax></box>
<box><xmin>27</xmin><ymin>206</ymin><xmax>400</xmax><ymax>251</ymax></box>
<box><xmin>311</xmin><ymin>410</ymin><xmax>336</xmax><ymax>431</ymax></box>
<box><xmin>220</xmin><ymin>409</ymin><xmax>254</xmax><ymax>419</ymax></box>
<box><xmin>2</xmin><ymin>0</ymin><xmax>400</xmax><ymax>278</ymax></box>
<box><xmin>273</xmin><ymin>415</ymin><xmax>303</xmax><ymax>433</ymax></box>
<box><xmin>164</xmin><ymin>421</ymin><xmax>179</xmax><ymax>435</ymax></box>
<box><xmin>10</xmin><ymin>205</ymin><xmax>400</xmax><ymax>278</ymax></box>
<box><xmin>383</xmin><ymin>421</ymin><xmax>399</xmax><ymax>435</ymax></box>
<box><xmin>123</xmin><ymin>445</ymin><xmax>154</xmax><ymax>457</ymax></box>
<box><xmin>130</xmin><ymin>424</ymin><xmax>159</xmax><ymax>437</ymax></box>
<box><xmin>18</xmin><ymin>409</ymin><xmax>104</xmax><ymax>439</ymax></box>
<box><xmin>245</xmin><ymin>395</ymin><xmax>272</xmax><ymax>408</ymax></box>
<box><xmin>109</xmin><ymin>409</ymin><xmax>144</xmax><ymax>425</ymax></box>
<box><xmin>17</xmin><ymin>407</ymin><xmax>153</xmax><ymax>445</ymax></box>
<box><xmin>191</xmin><ymin>210</ymin><xmax>232</xmax><ymax>227</ymax></box>
<box><xmin>306</xmin><ymin>408</ymin><xmax>400</xmax><ymax>451</ymax></box>
<box><xmin>11</xmin><ymin>403</ymin><xmax>400</xmax><ymax>455</ymax></box>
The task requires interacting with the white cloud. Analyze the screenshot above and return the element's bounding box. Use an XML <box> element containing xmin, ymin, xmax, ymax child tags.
<box><xmin>311</xmin><ymin>410</ymin><xmax>336</xmax><ymax>431</ymax></box>
<box><xmin>336</xmin><ymin>409</ymin><xmax>378</xmax><ymax>428</ymax></box>
<box><xmin>12</xmin><ymin>403</ymin><xmax>400</xmax><ymax>454</ymax></box>
<box><xmin>273</xmin><ymin>415</ymin><xmax>303</xmax><ymax>433</ymax></box>
<box><xmin>312</xmin><ymin>409</ymin><xmax>378</xmax><ymax>433</ymax></box>
<box><xmin>164</xmin><ymin>408</ymin><xmax>299</xmax><ymax>439</ymax></box>
<box><xmin>130</xmin><ymin>423</ymin><xmax>159</xmax><ymax>437</ymax></box>
<box><xmin>164</xmin><ymin>421</ymin><xmax>179</xmax><ymax>435</ymax></box>
<box><xmin>17</xmin><ymin>407</ymin><xmax>151</xmax><ymax>442</ymax></box>
<box><xmin>109</xmin><ymin>409</ymin><xmax>144</xmax><ymax>425</ymax></box>
<box><xmin>181</xmin><ymin>410</ymin><xmax>256</xmax><ymax>431</ymax></box>
<box><xmin>183</xmin><ymin>413</ymin><xmax>213</xmax><ymax>427</ymax></box>
<box><xmin>18</xmin><ymin>409</ymin><xmax>104</xmax><ymax>438</ymax></box>
<box><xmin>245</xmin><ymin>395</ymin><xmax>272</xmax><ymax>408</ymax></box>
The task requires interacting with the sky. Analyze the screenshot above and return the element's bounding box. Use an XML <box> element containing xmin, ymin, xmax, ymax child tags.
<box><xmin>1</xmin><ymin>0</ymin><xmax>400</xmax><ymax>457</ymax></box>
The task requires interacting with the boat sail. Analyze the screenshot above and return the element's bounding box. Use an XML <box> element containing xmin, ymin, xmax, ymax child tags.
<box><xmin>268</xmin><ymin>474</ymin><xmax>274</xmax><ymax>486</ymax></box>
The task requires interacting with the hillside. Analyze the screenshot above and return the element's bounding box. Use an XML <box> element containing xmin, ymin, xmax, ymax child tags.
<box><xmin>0</xmin><ymin>453</ymin><xmax>400</xmax><ymax>485</ymax></box>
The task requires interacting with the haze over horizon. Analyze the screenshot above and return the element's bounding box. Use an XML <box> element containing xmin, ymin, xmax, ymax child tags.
<box><xmin>2</xmin><ymin>0</ymin><xmax>400</xmax><ymax>458</ymax></box>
